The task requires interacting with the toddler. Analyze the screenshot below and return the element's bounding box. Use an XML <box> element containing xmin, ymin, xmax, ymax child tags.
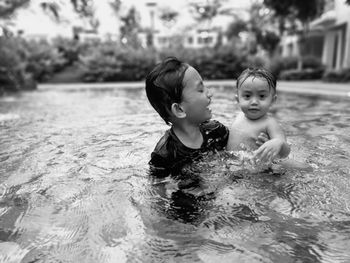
<box><xmin>227</xmin><ymin>68</ymin><xmax>290</xmax><ymax>164</ymax></box>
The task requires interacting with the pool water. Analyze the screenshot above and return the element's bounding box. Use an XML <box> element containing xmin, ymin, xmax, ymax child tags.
<box><xmin>0</xmin><ymin>85</ymin><xmax>349</xmax><ymax>262</ymax></box>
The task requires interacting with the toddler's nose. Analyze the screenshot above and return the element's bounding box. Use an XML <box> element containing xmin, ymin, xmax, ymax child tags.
<box><xmin>251</xmin><ymin>98</ymin><xmax>258</xmax><ymax>105</ymax></box>
<box><xmin>207</xmin><ymin>88</ymin><xmax>213</xmax><ymax>98</ymax></box>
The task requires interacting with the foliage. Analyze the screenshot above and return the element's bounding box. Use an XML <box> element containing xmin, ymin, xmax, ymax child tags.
<box><xmin>161</xmin><ymin>45</ymin><xmax>247</xmax><ymax>79</ymax></box>
<box><xmin>79</xmin><ymin>43</ymin><xmax>156</xmax><ymax>82</ymax></box>
<box><xmin>0</xmin><ymin>0</ymin><xmax>30</xmax><ymax>18</ymax></box>
<box><xmin>256</xmin><ymin>30</ymin><xmax>280</xmax><ymax>55</ymax></box>
<box><xmin>52</xmin><ymin>37</ymin><xmax>84</xmax><ymax>66</ymax></box>
<box><xmin>79</xmin><ymin>42</ymin><xmax>250</xmax><ymax>82</ymax></box>
<box><xmin>279</xmin><ymin>68</ymin><xmax>324</xmax><ymax>80</ymax></box>
<box><xmin>119</xmin><ymin>7</ymin><xmax>141</xmax><ymax>48</ymax></box>
<box><xmin>0</xmin><ymin>0</ymin><xmax>101</xmax><ymax>28</ymax></box>
<box><xmin>244</xmin><ymin>55</ymin><xmax>268</xmax><ymax>69</ymax></box>
<box><xmin>23</xmin><ymin>39</ymin><xmax>67</xmax><ymax>82</ymax></box>
<box><xmin>225</xmin><ymin>3</ymin><xmax>280</xmax><ymax>56</ymax></box>
<box><xmin>189</xmin><ymin>0</ymin><xmax>224</xmax><ymax>22</ymax></box>
<box><xmin>226</xmin><ymin>19</ymin><xmax>247</xmax><ymax>39</ymax></box>
<box><xmin>268</xmin><ymin>55</ymin><xmax>323</xmax><ymax>77</ymax></box>
<box><xmin>322</xmin><ymin>68</ymin><xmax>350</xmax><ymax>82</ymax></box>
<box><xmin>0</xmin><ymin>36</ymin><xmax>36</xmax><ymax>91</ymax></box>
<box><xmin>263</xmin><ymin>0</ymin><xmax>325</xmax><ymax>34</ymax></box>
<box><xmin>158</xmin><ymin>6</ymin><xmax>178</xmax><ymax>28</ymax></box>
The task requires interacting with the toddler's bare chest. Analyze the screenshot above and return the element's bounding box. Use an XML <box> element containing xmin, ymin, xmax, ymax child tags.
<box><xmin>230</xmin><ymin>120</ymin><xmax>268</xmax><ymax>150</ymax></box>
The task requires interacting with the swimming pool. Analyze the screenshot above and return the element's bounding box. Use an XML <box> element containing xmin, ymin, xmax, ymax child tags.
<box><xmin>0</xmin><ymin>85</ymin><xmax>349</xmax><ymax>262</ymax></box>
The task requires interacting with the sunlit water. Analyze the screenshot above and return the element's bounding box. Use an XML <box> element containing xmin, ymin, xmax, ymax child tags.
<box><xmin>0</xmin><ymin>85</ymin><xmax>349</xmax><ymax>263</ymax></box>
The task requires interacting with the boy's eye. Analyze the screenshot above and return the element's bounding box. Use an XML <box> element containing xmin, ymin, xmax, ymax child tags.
<box><xmin>243</xmin><ymin>94</ymin><xmax>250</xmax><ymax>99</ymax></box>
<box><xmin>260</xmin><ymin>94</ymin><xmax>266</xmax><ymax>99</ymax></box>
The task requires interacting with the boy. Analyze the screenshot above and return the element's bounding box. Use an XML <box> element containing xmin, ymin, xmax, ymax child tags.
<box><xmin>227</xmin><ymin>68</ymin><xmax>290</xmax><ymax>163</ymax></box>
<box><xmin>145</xmin><ymin>57</ymin><xmax>229</xmax><ymax>180</ymax></box>
<box><xmin>146</xmin><ymin>58</ymin><xmax>268</xmax><ymax>180</ymax></box>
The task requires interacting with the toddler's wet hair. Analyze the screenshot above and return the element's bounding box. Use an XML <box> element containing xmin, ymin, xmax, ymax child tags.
<box><xmin>236</xmin><ymin>68</ymin><xmax>276</xmax><ymax>93</ymax></box>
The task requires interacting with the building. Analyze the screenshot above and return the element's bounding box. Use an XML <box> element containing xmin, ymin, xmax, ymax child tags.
<box><xmin>280</xmin><ymin>0</ymin><xmax>350</xmax><ymax>70</ymax></box>
<box><xmin>142</xmin><ymin>27</ymin><xmax>226</xmax><ymax>50</ymax></box>
<box><xmin>311</xmin><ymin>0</ymin><xmax>350</xmax><ymax>70</ymax></box>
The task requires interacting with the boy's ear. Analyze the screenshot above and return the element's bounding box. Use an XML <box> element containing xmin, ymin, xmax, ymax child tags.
<box><xmin>235</xmin><ymin>94</ymin><xmax>239</xmax><ymax>103</ymax></box>
<box><xmin>171</xmin><ymin>103</ymin><xmax>186</xmax><ymax>119</ymax></box>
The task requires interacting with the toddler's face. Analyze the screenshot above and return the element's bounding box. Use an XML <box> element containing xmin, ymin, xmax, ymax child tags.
<box><xmin>180</xmin><ymin>66</ymin><xmax>213</xmax><ymax>124</ymax></box>
<box><xmin>237</xmin><ymin>76</ymin><xmax>276</xmax><ymax>120</ymax></box>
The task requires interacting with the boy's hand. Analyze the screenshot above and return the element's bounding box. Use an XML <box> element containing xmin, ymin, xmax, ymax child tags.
<box><xmin>253</xmin><ymin>138</ymin><xmax>283</xmax><ymax>163</ymax></box>
<box><xmin>255</xmin><ymin>132</ymin><xmax>269</xmax><ymax>146</ymax></box>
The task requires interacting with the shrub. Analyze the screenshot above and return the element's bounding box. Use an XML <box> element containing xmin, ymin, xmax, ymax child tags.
<box><xmin>322</xmin><ymin>68</ymin><xmax>350</xmax><ymax>82</ymax></box>
<box><xmin>159</xmin><ymin>45</ymin><xmax>247</xmax><ymax>80</ymax></box>
<box><xmin>24</xmin><ymin>39</ymin><xmax>67</xmax><ymax>82</ymax></box>
<box><xmin>79</xmin><ymin>43</ymin><xmax>156</xmax><ymax>82</ymax></box>
<box><xmin>268</xmin><ymin>55</ymin><xmax>323</xmax><ymax>78</ymax></box>
<box><xmin>80</xmin><ymin>43</ymin><xmax>248</xmax><ymax>82</ymax></box>
<box><xmin>0</xmin><ymin>36</ymin><xmax>37</xmax><ymax>91</ymax></box>
<box><xmin>279</xmin><ymin>68</ymin><xmax>324</xmax><ymax>80</ymax></box>
<box><xmin>0</xmin><ymin>36</ymin><xmax>70</xmax><ymax>91</ymax></box>
<box><xmin>268</xmin><ymin>56</ymin><xmax>298</xmax><ymax>77</ymax></box>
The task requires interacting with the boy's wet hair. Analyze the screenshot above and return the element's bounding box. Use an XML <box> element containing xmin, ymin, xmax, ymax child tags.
<box><xmin>236</xmin><ymin>68</ymin><xmax>277</xmax><ymax>93</ymax></box>
<box><xmin>145</xmin><ymin>57</ymin><xmax>189</xmax><ymax>125</ymax></box>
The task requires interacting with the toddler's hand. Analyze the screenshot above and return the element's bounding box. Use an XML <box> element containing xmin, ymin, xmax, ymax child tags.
<box><xmin>253</xmin><ymin>139</ymin><xmax>283</xmax><ymax>163</ymax></box>
<box><xmin>255</xmin><ymin>132</ymin><xmax>269</xmax><ymax>146</ymax></box>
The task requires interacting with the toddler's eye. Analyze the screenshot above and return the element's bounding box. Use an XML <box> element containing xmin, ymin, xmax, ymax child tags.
<box><xmin>243</xmin><ymin>95</ymin><xmax>250</xmax><ymax>99</ymax></box>
<box><xmin>260</xmin><ymin>95</ymin><xmax>266</xmax><ymax>99</ymax></box>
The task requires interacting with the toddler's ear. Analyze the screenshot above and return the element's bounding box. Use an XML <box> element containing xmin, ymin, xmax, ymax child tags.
<box><xmin>272</xmin><ymin>94</ymin><xmax>277</xmax><ymax>102</ymax></box>
<box><xmin>171</xmin><ymin>103</ymin><xmax>186</xmax><ymax>119</ymax></box>
<box><xmin>235</xmin><ymin>94</ymin><xmax>239</xmax><ymax>103</ymax></box>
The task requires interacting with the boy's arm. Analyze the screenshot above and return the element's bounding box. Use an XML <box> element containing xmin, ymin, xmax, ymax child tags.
<box><xmin>148</xmin><ymin>152</ymin><xmax>171</xmax><ymax>178</ymax></box>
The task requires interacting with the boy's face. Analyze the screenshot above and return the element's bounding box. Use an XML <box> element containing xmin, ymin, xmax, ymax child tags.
<box><xmin>180</xmin><ymin>66</ymin><xmax>213</xmax><ymax>124</ymax></box>
<box><xmin>236</xmin><ymin>76</ymin><xmax>276</xmax><ymax>120</ymax></box>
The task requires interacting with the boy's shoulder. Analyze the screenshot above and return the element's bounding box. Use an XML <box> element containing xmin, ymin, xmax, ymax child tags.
<box><xmin>152</xmin><ymin>119</ymin><xmax>228</xmax><ymax>157</ymax></box>
<box><xmin>200</xmin><ymin>120</ymin><xmax>229</xmax><ymax>149</ymax></box>
<box><xmin>200</xmin><ymin>119</ymin><xmax>227</xmax><ymax>133</ymax></box>
<box><xmin>153</xmin><ymin>129</ymin><xmax>173</xmax><ymax>155</ymax></box>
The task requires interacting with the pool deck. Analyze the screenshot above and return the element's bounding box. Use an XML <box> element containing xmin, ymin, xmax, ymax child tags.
<box><xmin>39</xmin><ymin>80</ymin><xmax>350</xmax><ymax>98</ymax></box>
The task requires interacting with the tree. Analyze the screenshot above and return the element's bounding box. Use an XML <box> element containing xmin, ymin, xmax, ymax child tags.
<box><xmin>263</xmin><ymin>0</ymin><xmax>325</xmax><ymax>34</ymax></box>
<box><xmin>40</xmin><ymin>0</ymin><xmax>100</xmax><ymax>31</ymax></box>
<box><xmin>120</xmin><ymin>7</ymin><xmax>141</xmax><ymax>48</ymax></box>
<box><xmin>0</xmin><ymin>0</ymin><xmax>100</xmax><ymax>26</ymax></box>
<box><xmin>188</xmin><ymin>0</ymin><xmax>234</xmax><ymax>26</ymax></box>
<box><xmin>158</xmin><ymin>6</ymin><xmax>178</xmax><ymax>28</ymax></box>
<box><xmin>225</xmin><ymin>3</ymin><xmax>280</xmax><ymax>55</ymax></box>
<box><xmin>263</xmin><ymin>0</ymin><xmax>325</xmax><ymax>68</ymax></box>
<box><xmin>0</xmin><ymin>0</ymin><xmax>30</xmax><ymax>19</ymax></box>
<box><xmin>226</xmin><ymin>19</ymin><xmax>247</xmax><ymax>40</ymax></box>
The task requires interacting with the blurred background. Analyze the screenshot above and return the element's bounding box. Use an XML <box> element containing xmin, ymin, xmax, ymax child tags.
<box><xmin>1</xmin><ymin>0</ymin><xmax>350</xmax><ymax>92</ymax></box>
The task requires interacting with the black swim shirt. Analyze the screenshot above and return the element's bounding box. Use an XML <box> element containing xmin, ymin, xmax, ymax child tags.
<box><xmin>149</xmin><ymin>120</ymin><xmax>229</xmax><ymax>178</ymax></box>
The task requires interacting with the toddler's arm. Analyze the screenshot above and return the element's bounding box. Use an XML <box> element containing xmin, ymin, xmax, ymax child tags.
<box><xmin>253</xmin><ymin>118</ymin><xmax>290</xmax><ymax>162</ymax></box>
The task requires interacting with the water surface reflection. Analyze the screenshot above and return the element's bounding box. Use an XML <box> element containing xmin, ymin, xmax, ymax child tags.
<box><xmin>0</xmin><ymin>86</ymin><xmax>349</xmax><ymax>262</ymax></box>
